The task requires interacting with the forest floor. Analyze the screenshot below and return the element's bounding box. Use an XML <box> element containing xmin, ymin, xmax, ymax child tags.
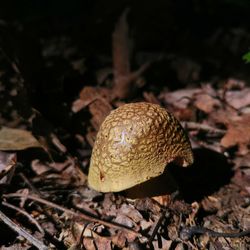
<box><xmin>0</xmin><ymin>7</ymin><xmax>250</xmax><ymax>250</ymax></box>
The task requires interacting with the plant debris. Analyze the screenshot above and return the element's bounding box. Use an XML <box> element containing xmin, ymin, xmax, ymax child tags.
<box><xmin>0</xmin><ymin>2</ymin><xmax>250</xmax><ymax>249</ymax></box>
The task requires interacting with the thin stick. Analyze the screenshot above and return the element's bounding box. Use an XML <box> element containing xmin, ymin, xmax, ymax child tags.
<box><xmin>180</xmin><ymin>226</ymin><xmax>250</xmax><ymax>240</ymax></box>
<box><xmin>182</xmin><ymin>121</ymin><xmax>226</xmax><ymax>135</ymax></box>
<box><xmin>0</xmin><ymin>209</ymin><xmax>48</xmax><ymax>250</ymax></box>
<box><xmin>186</xmin><ymin>121</ymin><xmax>226</xmax><ymax>134</ymax></box>
<box><xmin>19</xmin><ymin>172</ymin><xmax>41</xmax><ymax>195</ymax></box>
<box><xmin>2</xmin><ymin>201</ymin><xmax>45</xmax><ymax>235</ymax></box>
<box><xmin>19</xmin><ymin>172</ymin><xmax>61</xmax><ymax>228</ymax></box>
<box><xmin>4</xmin><ymin>193</ymin><xmax>142</xmax><ymax>238</ymax></box>
<box><xmin>147</xmin><ymin>210</ymin><xmax>167</xmax><ymax>246</ymax></box>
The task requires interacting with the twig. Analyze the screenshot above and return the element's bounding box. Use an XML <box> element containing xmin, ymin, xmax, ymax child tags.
<box><xmin>147</xmin><ymin>210</ymin><xmax>167</xmax><ymax>247</ymax></box>
<box><xmin>19</xmin><ymin>172</ymin><xmax>68</xmax><ymax>239</ymax></box>
<box><xmin>19</xmin><ymin>172</ymin><xmax>41</xmax><ymax>195</ymax></box>
<box><xmin>182</xmin><ymin>121</ymin><xmax>226</xmax><ymax>135</ymax></box>
<box><xmin>112</xmin><ymin>8</ymin><xmax>150</xmax><ymax>99</ymax></box>
<box><xmin>0</xmin><ymin>47</ymin><xmax>22</xmax><ymax>76</ymax></box>
<box><xmin>78</xmin><ymin>222</ymin><xmax>89</xmax><ymax>249</ymax></box>
<box><xmin>2</xmin><ymin>201</ymin><xmax>45</xmax><ymax>235</ymax></box>
<box><xmin>112</xmin><ymin>9</ymin><xmax>130</xmax><ymax>82</ymax></box>
<box><xmin>147</xmin><ymin>192</ymin><xmax>179</xmax><ymax>246</ymax></box>
<box><xmin>0</xmin><ymin>209</ymin><xmax>48</xmax><ymax>250</ymax></box>
<box><xmin>4</xmin><ymin>193</ymin><xmax>143</xmax><ymax>238</ymax></box>
<box><xmin>180</xmin><ymin>226</ymin><xmax>250</xmax><ymax>240</ymax></box>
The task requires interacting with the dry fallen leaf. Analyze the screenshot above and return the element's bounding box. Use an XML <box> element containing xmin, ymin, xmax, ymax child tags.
<box><xmin>32</xmin><ymin>158</ymin><xmax>87</xmax><ymax>187</ymax></box>
<box><xmin>72</xmin><ymin>86</ymin><xmax>113</xmax><ymax>113</ymax></box>
<box><xmin>31</xmin><ymin>159</ymin><xmax>51</xmax><ymax>175</ymax></box>
<box><xmin>224</xmin><ymin>88</ymin><xmax>250</xmax><ymax>109</ymax></box>
<box><xmin>89</xmin><ymin>98</ymin><xmax>112</xmax><ymax>130</ymax></box>
<box><xmin>0</xmin><ymin>152</ymin><xmax>16</xmax><ymax>184</ymax></box>
<box><xmin>0</xmin><ymin>127</ymin><xmax>41</xmax><ymax>150</ymax></box>
<box><xmin>143</xmin><ymin>91</ymin><xmax>160</xmax><ymax>105</ymax></box>
<box><xmin>94</xmin><ymin>236</ymin><xmax>112</xmax><ymax>250</ymax></box>
<box><xmin>0</xmin><ymin>152</ymin><xmax>16</xmax><ymax>173</ymax></box>
<box><xmin>160</xmin><ymin>88</ymin><xmax>200</xmax><ymax>109</ymax></box>
<box><xmin>220</xmin><ymin>114</ymin><xmax>250</xmax><ymax>155</ymax></box>
<box><xmin>194</xmin><ymin>93</ymin><xmax>220</xmax><ymax>113</ymax></box>
<box><xmin>72</xmin><ymin>86</ymin><xmax>100</xmax><ymax>113</ymax></box>
<box><xmin>111</xmin><ymin>231</ymin><xmax>127</xmax><ymax>248</ymax></box>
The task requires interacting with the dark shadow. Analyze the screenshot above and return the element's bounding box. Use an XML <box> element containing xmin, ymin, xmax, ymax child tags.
<box><xmin>124</xmin><ymin>148</ymin><xmax>233</xmax><ymax>201</ymax></box>
<box><xmin>0</xmin><ymin>221</ymin><xmax>18</xmax><ymax>246</ymax></box>
<box><xmin>169</xmin><ymin>148</ymin><xmax>234</xmax><ymax>202</ymax></box>
<box><xmin>124</xmin><ymin>167</ymin><xmax>179</xmax><ymax>199</ymax></box>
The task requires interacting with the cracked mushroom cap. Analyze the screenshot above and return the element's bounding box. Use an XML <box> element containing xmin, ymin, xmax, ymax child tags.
<box><xmin>88</xmin><ymin>102</ymin><xmax>193</xmax><ymax>192</ymax></box>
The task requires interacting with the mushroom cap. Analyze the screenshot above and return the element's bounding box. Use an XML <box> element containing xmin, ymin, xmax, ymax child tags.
<box><xmin>88</xmin><ymin>102</ymin><xmax>193</xmax><ymax>192</ymax></box>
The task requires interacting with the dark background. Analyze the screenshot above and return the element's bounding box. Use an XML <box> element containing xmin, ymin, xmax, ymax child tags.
<box><xmin>0</xmin><ymin>0</ymin><xmax>250</xmax><ymax>126</ymax></box>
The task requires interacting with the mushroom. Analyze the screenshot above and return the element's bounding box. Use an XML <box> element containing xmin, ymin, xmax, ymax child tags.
<box><xmin>88</xmin><ymin>102</ymin><xmax>193</xmax><ymax>192</ymax></box>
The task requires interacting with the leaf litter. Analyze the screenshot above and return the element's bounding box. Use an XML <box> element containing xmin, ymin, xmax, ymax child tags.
<box><xmin>0</xmin><ymin>8</ymin><xmax>250</xmax><ymax>250</ymax></box>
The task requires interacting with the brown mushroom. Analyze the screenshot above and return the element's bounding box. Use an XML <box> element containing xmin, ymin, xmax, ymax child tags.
<box><xmin>88</xmin><ymin>102</ymin><xmax>193</xmax><ymax>192</ymax></box>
